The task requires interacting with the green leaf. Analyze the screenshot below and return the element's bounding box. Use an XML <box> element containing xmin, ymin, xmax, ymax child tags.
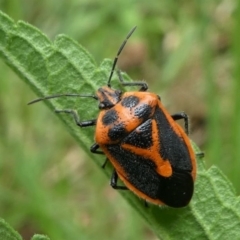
<box><xmin>31</xmin><ymin>234</ymin><xmax>50</xmax><ymax>240</ymax></box>
<box><xmin>0</xmin><ymin>219</ymin><xmax>22</xmax><ymax>240</ymax></box>
<box><xmin>1</xmin><ymin>10</ymin><xmax>240</xmax><ymax>240</ymax></box>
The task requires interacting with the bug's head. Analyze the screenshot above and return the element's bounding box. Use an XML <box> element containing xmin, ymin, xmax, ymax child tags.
<box><xmin>97</xmin><ymin>86</ymin><xmax>122</xmax><ymax>109</ymax></box>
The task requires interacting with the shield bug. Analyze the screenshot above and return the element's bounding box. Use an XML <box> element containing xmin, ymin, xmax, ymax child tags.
<box><xmin>29</xmin><ymin>26</ymin><xmax>197</xmax><ymax>208</ymax></box>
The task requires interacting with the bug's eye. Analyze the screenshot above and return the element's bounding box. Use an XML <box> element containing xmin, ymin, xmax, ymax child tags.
<box><xmin>116</xmin><ymin>90</ymin><xmax>122</xmax><ymax>95</ymax></box>
<box><xmin>99</xmin><ymin>103</ymin><xmax>105</xmax><ymax>109</ymax></box>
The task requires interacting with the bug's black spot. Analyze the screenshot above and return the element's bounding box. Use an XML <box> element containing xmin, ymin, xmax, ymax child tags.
<box><xmin>134</xmin><ymin>104</ymin><xmax>152</xmax><ymax>119</ymax></box>
<box><xmin>102</xmin><ymin>109</ymin><xmax>118</xmax><ymax>125</ymax></box>
<box><xmin>154</xmin><ymin>107</ymin><xmax>192</xmax><ymax>171</ymax></box>
<box><xmin>121</xmin><ymin>96</ymin><xmax>140</xmax><ymax>108</ymax></box>
<box><xmin>123</xmin><ymin>119</ymin><xmax>153</xmax><ymax>148</ymax></box>
<box><xmin>108</xmin><ymin>123</ymin><xmax>127</xmax><ymax>141</ymax></box>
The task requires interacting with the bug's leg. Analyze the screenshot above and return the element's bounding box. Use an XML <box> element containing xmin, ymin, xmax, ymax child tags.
<box><xmin>110</xmin><ymin>169</ymin><xmax>128</xmax><ymax>190</ymax></box>
<box><xmin>172</xmin><ymin>112</ymin><xmax>205</xmax><ymax>157</ymax></box>
<box><xmin>101</xmin><ymin>158</ymin><xmax>109</xmax><ymax>169</ymax></box>
<box><xmin>90</xmin><ymin>143</ymin><xmax>104</xmax><ymax>154</ymax></box>
<box><xmin>171</xmin><ymin>112</ymin><xmax>189</xmax><ymax>135</ymax></box>
<box><xmin>144</xmin><ymin>200</ymin><xmax>149</xmax><ymax>208</ymax></box>
<box><xmin>117</xmin><ymin>70</ymin><xmax>148</xmax><ymax>91</ymax></box>
<box><xmin>90</xmin><ymin>143</ymin><xmax>109</xmax><ymax>167</ymax></box>
<box><xmin>55</xmin><ymin>109</ymin><xmax>96</xmax><ymax>127</ymax></box>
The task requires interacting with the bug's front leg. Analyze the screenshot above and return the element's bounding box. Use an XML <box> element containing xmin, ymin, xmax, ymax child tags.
<box><xmin>117</xmin><ymin>70</ymin><xmax>148</xmax><ymax>92</ymax></box>
<box><xmin>55</xmin><ymin>109</ymin><xmax>96</xmax><ymax>127</ymax></box>
<box><xmin>90</xmin><ymin>143</ymin><xmax>104</xmax><ymax>155</ymax></box>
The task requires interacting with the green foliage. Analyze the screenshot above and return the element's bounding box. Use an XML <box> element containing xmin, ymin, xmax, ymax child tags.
<box><xmin>31</xmin><ymin>235</ymin><xmax>50</xmax><ymax>240</ymax></box>
<box><xmin>0</xmin><ymin>219</ymin><xmax>50</xmax><ymax>240</ymax></box>
<box><xmin>1</xmin><ymin>9</ymin><xmax>240</xmax><ymax>240</ymax></box>
<box><xmin>0</xmin><ymin>219</ymin><xmax>21</xmax><ymax>240</ymax></box>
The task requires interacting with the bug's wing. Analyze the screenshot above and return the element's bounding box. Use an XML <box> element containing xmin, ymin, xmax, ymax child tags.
<box><xmin>106</xmin><ymin>146</ymin><xmax>193</xmax><ymax>208</ymax></box>
<box><xmin>106</xmin><ymin>107</ymin><xmax>195</xmax><ymax>207</ymax></box>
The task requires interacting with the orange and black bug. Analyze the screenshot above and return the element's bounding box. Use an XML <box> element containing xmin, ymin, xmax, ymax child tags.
<box><xmin>29</xmin><ymin>26</ymin><xmax>197</xmax><ymax>208</ymax></box>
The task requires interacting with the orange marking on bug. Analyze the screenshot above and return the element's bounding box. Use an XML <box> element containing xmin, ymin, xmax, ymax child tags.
<box><xmin>157</xmin><ymin>161</ymin><xmax>172</xmax><ymax>177</ymax></box>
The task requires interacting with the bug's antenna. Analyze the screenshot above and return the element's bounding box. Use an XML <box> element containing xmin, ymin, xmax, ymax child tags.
<box><xmin>107</xmin><ymin>26</ymin><xmax>137</xmax><ymax>88</ymax></box>
<box><xmin>28</xmin><ymin>93</ymin><xmax>98</xmax><ymax>105</ymax></box>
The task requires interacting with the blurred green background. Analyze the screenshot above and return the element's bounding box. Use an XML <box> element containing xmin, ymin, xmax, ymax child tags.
<box><xmin>0</xmin><ymin>0</ymin><xmax>239</xmax><ymax>239</ymax></box>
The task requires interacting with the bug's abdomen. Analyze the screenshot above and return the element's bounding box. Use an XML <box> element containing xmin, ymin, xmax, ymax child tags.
<box><xmin>108</xmin><ymin>141</ymin><xmax>193</xmax><ymax>207</ymax></box>
<box><xmin>102</xmin><ymin>105</ymin><xmax>195</xmax><ymax>207</ymax></box>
